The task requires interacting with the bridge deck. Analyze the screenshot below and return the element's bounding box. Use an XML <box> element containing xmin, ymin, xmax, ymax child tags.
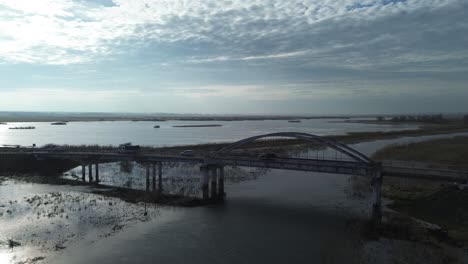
<box><xmin>1</xmin><ymin>148</ymin><xmax>467</xmax><ymax>182</ymax></box>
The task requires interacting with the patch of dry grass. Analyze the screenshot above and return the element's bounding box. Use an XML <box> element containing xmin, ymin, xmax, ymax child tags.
<box><xmin>373</xmin><ymin>136</ymin><xmax>468</xmax><ymax>169</ymax></box>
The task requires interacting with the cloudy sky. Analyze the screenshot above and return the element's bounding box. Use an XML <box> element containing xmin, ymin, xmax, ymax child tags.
<box><xmin>0</xmin><ymin>0</ymin><xmax>467</xmax><ymax>114</ymax></box>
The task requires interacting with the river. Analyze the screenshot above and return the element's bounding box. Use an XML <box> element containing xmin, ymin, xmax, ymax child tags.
<box><xmin>0</xmin><ymin>119</ymin><xmax>417</xmax><ymax>146</ymax></box>
<box><xmin>1</xmin><ymin>122</ymin><xmax>466</xmax><ymax>264</ymax></box>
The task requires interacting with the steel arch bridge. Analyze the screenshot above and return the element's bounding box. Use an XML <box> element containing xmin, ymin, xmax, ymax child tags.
<box><xmin>201</xmin><ymin>132</ymin><xmax>384</xmax><ymax>224</ymax></box>
<box><xmin>207</xmin><ymin>132</ymin><xmax>379</xmax><ymax>177</ymax></box>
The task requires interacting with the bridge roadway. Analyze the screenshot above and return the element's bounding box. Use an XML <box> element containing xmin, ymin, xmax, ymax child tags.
<box><xmin>1</xmin><ymin>149</ymin><xmax>467</xmax><ymax>182</ymax></box>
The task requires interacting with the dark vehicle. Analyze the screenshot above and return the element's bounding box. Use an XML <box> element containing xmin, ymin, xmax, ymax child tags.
<box><xmin>179</xmin><ymin>150</ymin><xmax>194</xmax><ymax>156</ymax></box>
<box><xmin>257</xmin><ymin>153</ymin><xmax>278</xmax><ymax>160</ymax></box>
<box><xmin>47</xmin><ymin>145</ymin><xmax>67</xmax><ymax>152</ymax></box>
<box><xmin>118</xmin><ymin>143</ymin><xmax>141</xmax><ymax>153</ymax></box>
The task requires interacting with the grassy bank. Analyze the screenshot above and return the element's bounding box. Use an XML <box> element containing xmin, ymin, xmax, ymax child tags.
<box><xmin>372</xmin><ymin>136</ymin><xmax>468</xmax><ymax>245</ymax></box>
<box><xmin>154</xmin><ymin>124</ymin><xmax>468</xmax><ymax>154</ymax></box>
<box><xmin>4</xmin><ymin>123</ymin><xmax>461</xmax><ymax>158</ymax></box>
<box><xmin>373</xmin><ymin>136</ymin><xmax>468</xmax><ymax>169</ymax></box>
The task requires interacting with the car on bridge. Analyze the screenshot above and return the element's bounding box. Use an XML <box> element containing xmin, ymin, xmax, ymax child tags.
<box><xmin>118</xmin><ymin>143</ymin><xmax>141</xmax><ymax>153</ymax></box>
<box><xmin>257</xmin><ymin>153</ymin><xmax>278</xmax><ymax>160</ymax></box>
<box><xmin>179</xmin><ymin>150</ymin><xmax>194</xmax><ymax>157</ymax></box>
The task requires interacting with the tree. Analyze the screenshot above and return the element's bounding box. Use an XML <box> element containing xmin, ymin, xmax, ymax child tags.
<box><xmin>464</xmin><ymin>114</ymin><xmax>468</xmax><ymax>124</ymax></box>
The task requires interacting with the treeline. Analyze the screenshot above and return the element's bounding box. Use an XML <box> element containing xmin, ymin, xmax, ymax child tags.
<box><xmin>377</xmin><ymin>114</ymin><xmax>468</xmax><ymax>124</ymax></box>
<box><xmin>376</xmin><ymin>114</ymin><xmax>446</xmax><ymax>123</ymax></box>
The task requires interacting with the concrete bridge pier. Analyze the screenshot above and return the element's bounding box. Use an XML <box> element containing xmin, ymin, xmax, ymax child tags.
<box><xmin>218</xmin><ymin>166</ymin><xmax>225</xmax><ymax>200</ymax></box>
<box><xmin>372</xmin><ymin>168</ymin><xmax>383</xmax><ymax>227</ymax></box>
<box><xmin>158</xmin><ymin>162</ymin><xmax>163</xmax><ymax>192</ymax></box>
<box><xmin>146</xmin><ymin>163</ymin><xmax>150</xmax><ymax>192</ymax></box>
<box><xmin>88</xmin><ymin>164</ymin><xmax>93</xmax><ymax>183</ymax></box>
<box><xmin>95</xmin><ymin>163</ymin><xmax>99</xmax><ymax>184</ymax></box>
<box><xmin>149</xmin><ymin>162</ymin><xmax>163</xmax><ymax>193</ymax></box>
<box><xmin>152</xmin><ymin>163</ymin><xmax>156</xmax><ymax>192</ymax></box>
<box><xmin>81</xmin><ymin>163</ymin><xmax>86</xmax><ymax>182</ymax></box>
<box><xmin>210</xmin><ymin>167</ymin><xmax>218</xmax><ymax>200</ymax></box>
<box><xmin>200</xmin><ymin>166</ymin><xmax>210</xmax><ymax>200</ymax></box>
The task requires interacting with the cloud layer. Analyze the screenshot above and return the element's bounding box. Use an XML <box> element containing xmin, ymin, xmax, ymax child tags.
<box><xmin>0</xmin><ymin>0</ymin><xmax>467</xmax><ymax>113</ymax></box>
<box><xmin>1</xmin><ymin>0</ymin><xmax>466</xmax><ymax>67</ymax></box>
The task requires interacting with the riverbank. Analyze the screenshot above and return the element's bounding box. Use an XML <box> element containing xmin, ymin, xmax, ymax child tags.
<box><xmin>372</xmin><ymin>136</ymin><xmax>468</xmax><ymax>246</ymax></box>
<box><xmin>154</xmin><ymin>124</ymin><xmax>468</xmax><ymax>155</ymax></box>
<box><xmin>373</xmin><ymin>136</ymin><xmax>468</xmax><ymax>169</ymax></box>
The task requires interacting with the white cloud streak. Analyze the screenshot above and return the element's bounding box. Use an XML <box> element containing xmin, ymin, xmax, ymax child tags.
<box><xmin>0</xmin><ymin>0</ymin><xmax>466</xmax><ymax>69</ymax></box>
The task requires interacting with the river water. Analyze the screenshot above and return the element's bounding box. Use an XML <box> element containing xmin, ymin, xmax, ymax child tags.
<box><xmin>1</xmin><ymin>121</ymin><xmax>467</xmax><ymax>264</ymax></box>
<box><xmin>0</xmin><ymin>119</ymin><xmax>417</xmax><ymax>146</ymax></box>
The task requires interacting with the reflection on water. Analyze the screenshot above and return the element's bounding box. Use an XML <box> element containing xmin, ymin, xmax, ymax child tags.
<box><xmin>0</xmin><ymin>180</ymin><xmax>161</xmax><ymax>263</ymax></box>
<box><xmin>65</xmin><ymin>163</ymin><xmax>267</xmax><ymax>197</ymax></box>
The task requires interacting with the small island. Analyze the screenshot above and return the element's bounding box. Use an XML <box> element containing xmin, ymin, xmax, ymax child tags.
<box><xmin>9</xmin><ymin>126</ymin><xmax>36</xmax><ymax>130</ymax></box>
<box><xmin>172</xmin><ymin>124</ymin><xmax>222</xmax><ymax>128</ymax></box>
<box><xmin>51</xmin><ymin>122</ymin><xmax>68</xmax><ymax>125</ymax></box>
<box><xmin>288</xmin><ymin>120</ymin><xmax>301</xmax><ymax>123</ymax></box>
<box><xmin>0</xmin><ymin>122</ymin><xmax>6</xmax><ymax>125</ymax></box>
<box><xmin>154</xmin><ymin>125</ymin><xmax>160</xmax><ymax>128</ymax></box>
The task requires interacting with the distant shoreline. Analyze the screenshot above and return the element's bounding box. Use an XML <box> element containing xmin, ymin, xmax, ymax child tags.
<box><xmin>173</xmin><ymin>124</ymin><xmax>222</xmax><ymax>128</ymax></box>
<box><xmin>0</xmin><ymin>115</ymin><xmax>351</xmax><ymax>123</ymax></box>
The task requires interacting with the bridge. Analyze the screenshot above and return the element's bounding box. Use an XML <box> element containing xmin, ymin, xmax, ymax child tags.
<box><xmin>1</xmin><ymin>132</ymin><xmax>467</xmax><ymax>224</ymax></box>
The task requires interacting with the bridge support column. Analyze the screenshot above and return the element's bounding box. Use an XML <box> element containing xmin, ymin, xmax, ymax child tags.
<box><xmin>95</xmin><ymin>163</ymin><xmax>99</xmax><ymax>184</ymax></box>
<box><xmin>88</xmin><ymin>164</ymin><xmax>93</xmax><ymax>183</ymax></box>
<box><xmin>200</xmin><ymin>166</ymin><xmax>209</xmax><ymax>200</ymax></box>
<box><xmin>146</xmin><ymin>163</ymin><xmax>150</xmax><ymax>192</ymax></box>
<box><xmin>81</xmin><ymin>163</ymin><xmax>86</xmax><ymax>182</ymax></box>
<box><xmin>158</xmin><ymin>162</ymin><xmax>163</xmax><ymax>192</ymax></box>
<box><xmin>210</xmin><ymin>167</ymin><xmax>218</xmax><ymax>200</ymax></box>
<box><xmin>372</xmin><ymin>168</ymin><xmax>383</xmax><ymax>227</ymax></box>
<box><xmin>218</xmin><ymin>166</ymin><xmax>225</xmax><ymax>200</ymax></box>
<box><xmin>152</xmin><ymin>163</ymin><xmax>156</xmax><ymax>192</ymax></box>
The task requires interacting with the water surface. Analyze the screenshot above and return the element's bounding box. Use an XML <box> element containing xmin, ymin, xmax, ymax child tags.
<box><xmin>0</xmin><ymin>119</ymin><xmax>417</xmax><ymax>146</ymax></box>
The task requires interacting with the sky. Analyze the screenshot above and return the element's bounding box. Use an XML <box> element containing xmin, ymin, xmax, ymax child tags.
<box><xmin>0</xmin><ymin>0</ymin><xmax>467</xmax><ymax>115</ymax></box>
